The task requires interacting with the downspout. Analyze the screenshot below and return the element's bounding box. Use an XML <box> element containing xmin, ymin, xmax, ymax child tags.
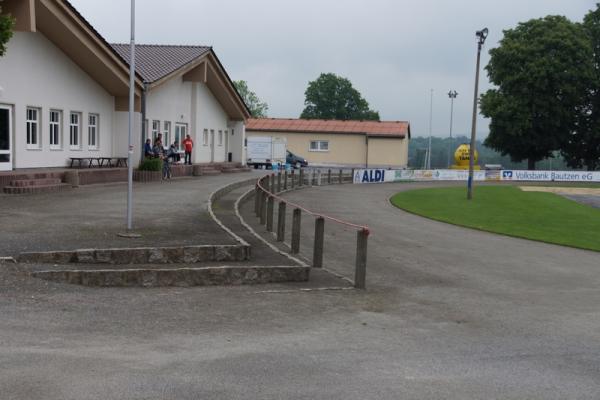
<box><xmin>140</xmin><ymin>82</ymin><xmax>148</xmax><ymax>164</ymax></box>
<box><xmin>365</xmin><ymin>134</ymin><xmax>369</xmax><ymax>168</ymax></box>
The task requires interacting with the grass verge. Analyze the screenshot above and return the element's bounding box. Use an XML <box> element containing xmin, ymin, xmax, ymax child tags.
<box><xmin>390</xmin><ymin>186</ymin><xmax>600</xmax><ymax>252</ymax></box>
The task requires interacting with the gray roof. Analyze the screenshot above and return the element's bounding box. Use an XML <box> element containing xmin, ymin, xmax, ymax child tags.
<box><xmin>111</xmin><ymin>44</ymin><xmax>211</xmax><ymax>83</ymax></box>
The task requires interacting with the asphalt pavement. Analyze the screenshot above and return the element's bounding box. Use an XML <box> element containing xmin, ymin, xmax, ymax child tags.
<box><xmin>1</xmin><ymin>180</ymin><xmax>600</xmax><ymax>399</ymax></box>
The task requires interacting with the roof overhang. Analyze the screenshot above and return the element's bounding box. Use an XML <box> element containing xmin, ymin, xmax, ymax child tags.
<box><xmin>37</xmin><ymin>0</ymin><xmax>144</xmax><ymax>97</ymax></box>
<box><xmin>3</xmin><ymin>0</ymin><xmax>145</xmax><ymax>107</ymax></box>
<box><xmin>246</xmin><ymin>128</ymin><xmax>408</xmax><ymax>139</ymax></box>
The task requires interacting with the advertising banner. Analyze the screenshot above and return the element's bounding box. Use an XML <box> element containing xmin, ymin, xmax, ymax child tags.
<box><xmin>352</xmin><ymin>169</ymin><xmax>600</xmax><ymax>184</ymax></box>
<box><xmin>353</xmin><ymin>169</ymin><xmax>487</xmax><ymax>184</ymax></box>
<box><xmin>500</xmin><ymin>170</ymin><xmax>600</xmax><ymax>182</ymax></box>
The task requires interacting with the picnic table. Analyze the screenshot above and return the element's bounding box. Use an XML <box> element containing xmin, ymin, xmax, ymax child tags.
<box><xmin>69</xmin><ymin>157</ymin><xmax>128</xmax><ymax>168</ymax></box>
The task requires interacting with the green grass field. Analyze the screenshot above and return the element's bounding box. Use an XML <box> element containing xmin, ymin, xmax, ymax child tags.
<box><xmin>390</xmin><ymin>186</ymin><xmax>600</xmax><ymax>252</ymax></box>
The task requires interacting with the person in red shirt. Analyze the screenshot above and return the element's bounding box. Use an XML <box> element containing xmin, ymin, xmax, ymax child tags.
<box><xmin>182</xmin><ymin>134</ymin><xmax>193</xmax><ymax>165</ymax></box>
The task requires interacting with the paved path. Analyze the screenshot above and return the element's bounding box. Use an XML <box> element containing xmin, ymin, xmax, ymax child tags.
<box><xmin>2</xmin><ymin>181</ymin><xmax>600</xmax><ymax>399</ymax></box>
<box><xmin>0</xmin><ymin>173</ymin><xmax>257</xmax><ymax>256</ymax></box>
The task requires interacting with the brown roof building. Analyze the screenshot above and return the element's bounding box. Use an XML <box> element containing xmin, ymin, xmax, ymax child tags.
<box><xmin>246</xmin><ymin>118</ymin><xmax>411</xmax><ymax>168</ymax></box>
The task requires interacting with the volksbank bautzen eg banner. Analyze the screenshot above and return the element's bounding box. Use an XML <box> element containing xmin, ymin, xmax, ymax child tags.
<box><xmin>353</xmin><ymin>169</ymin><xmax>600</xmax><ymax>184</ymax></box>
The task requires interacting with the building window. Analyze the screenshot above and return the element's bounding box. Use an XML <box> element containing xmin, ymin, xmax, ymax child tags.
<box><xmin>26</xmin><ymin>108</ymin><xmax>40</xmax><ymax>149</ymax></box>
<box><xmin>309</xmin><ymin>140</ymin><xmax>329</xmax><ymax>152</ymax></box>
<box><xmin>152</xmin><ymin>120</ymin><xmax>160</xmax><ymax>142</ymax></box>
<box><xmin>218</xmin><ymin>130</ymin><xmax>223</xmax><ymax>146</ymax></box>
<box><xmin>70</xmin><ymin>112</ymin><xmax>81</xmax><ymax>149</ymax></box>
<box><xmin>49</xmin><ymin>110</ymin><xmax>61</xmax><ymax>149</ymax></box>
<box><xmin>203</xmin><ymin>129</ymin><xmax>209</xmax><ymax>146</ymax></box>
<box><xmin>163</xmin><ymin>121</ymin><xmax>171</xmax><ymax>147</ymax></box>
<box><xmin>88</xmin><ymin>114</ymin><xmax>99</xmax><ymax>150</ymax></box>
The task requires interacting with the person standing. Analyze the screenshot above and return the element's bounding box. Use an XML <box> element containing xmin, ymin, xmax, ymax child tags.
<box><xmin>182</xmin><ymin>134</ymin><xmax>193</xmax><ymax>165</ymax></box>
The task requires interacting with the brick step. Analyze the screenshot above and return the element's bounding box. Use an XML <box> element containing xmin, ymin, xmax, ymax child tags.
<box><xmin>222</xmin><ymin>168</ymin><xmax>251</xmax><ymax>173</ymax></box>
<box><xmin>3</xmin><ymin>183</ymin><xmax>72</xmax><ymax>195</ymax></box>
<box><xmin>201</xmin><ymin>169</ymin><xmax>222</xmax><ymax>175</ymax></box>
<box><xmin>30</xmin><ymin>265</ymin><xmax>309</xmax><ymax>287</ymax></box>
<box><xmin>10</xmin><ymin>178</ymin><xmax>62</xmax><ymax>187</ymax></box>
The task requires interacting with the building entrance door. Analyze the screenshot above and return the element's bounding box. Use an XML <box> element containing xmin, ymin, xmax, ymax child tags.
<box><xmin>0</xmin><ymin>105</ymin><xmax>12</xmax><ymax>171</ymax></box>
<box><xmin>174</xmin><ymin>123</ymin><xmax>187</xmax><ymax>158</ymax></box>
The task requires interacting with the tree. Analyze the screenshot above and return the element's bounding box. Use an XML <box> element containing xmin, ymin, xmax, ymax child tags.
<box><xmin>0</xmin><ymin>1</ymin><xmax>15</xmax><ymax>56</ymax></box>
<box><xmin>480</xmin><ymin>16</ymin><xmax>594</xmax><ymax>170</ymax></box>
<box><xmin>300</xmin><ymin>73</ymin><xmax>380</xmax><ymax>121</ymax></box>
<box><xmin>233</xmin><ymin>80</ymin><xmax>268</xmax><ymax>118</ymax></box>
<box><xmin>562</xmin><ymin>4</ymin><xmax>600</xmax><ymax>171</ymax></box>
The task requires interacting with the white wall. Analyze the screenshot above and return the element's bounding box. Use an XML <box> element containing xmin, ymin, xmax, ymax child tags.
<box><xmin>229</xmin><ymin>120</ymin><xmax>246</xmax><ymax>165</ymax></box>
<box><xmin>145</xmin><ymin>77</ymin><xmax>192</xmax><ymax>152</ymax></box>
<box><xmin>113</xmin><ymin>111</ymin><xmax>142</xmax><ymax>164</ymax></box>
<box><xmin>145</xmin><ymin>79</ymin><xmax>231</xmax><ymax>164</ymax></box>
<box><xmin>0</xmin><ymin>32</ymin><xmax>115</xmax><ymax>168</ymax></box>
<box><xmin>194</xmin><ymin>82</ymin><xmax>230</xmax><ymax>163</ymax></box>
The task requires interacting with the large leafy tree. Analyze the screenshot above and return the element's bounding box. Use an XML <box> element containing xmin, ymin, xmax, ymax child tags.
<box><xmin>562</xmin><ymin>4</ymin><xmax>600</xmax><ymax>171</ymax></box>
<box><xmin>480</xmin><ymin>16</ymin><xmax>594</xmax><ymax>170</ymax></box>
<box><xmin>300</xmin><ymin>73</ymin><xmax>380</xmax><ymax>121</ymax></box>
<box><xmin>233</xmin><ymin>80</ymin><xmax>268</xmax><ymax>118</ymax></box>
<box><xmin>0</xmin><ymin>1</ymin><xmax>15</xmax><ymax>56</ymax></box>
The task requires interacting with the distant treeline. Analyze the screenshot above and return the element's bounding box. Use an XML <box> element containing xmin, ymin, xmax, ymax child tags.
<box><xmin>409</xmin><ymin>136</ymin><xmax>570</xmax><ymax>170</ymax></box>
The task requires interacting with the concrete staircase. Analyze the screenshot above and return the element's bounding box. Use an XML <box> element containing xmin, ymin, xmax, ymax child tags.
<box><xmin>3</xmin><ymin>177</ymin><xmax>71</xmax><ymax>194</ymax></box>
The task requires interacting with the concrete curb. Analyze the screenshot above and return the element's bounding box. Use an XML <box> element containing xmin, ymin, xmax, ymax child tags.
<box><xmin>18</xmin><ymin>245</ymin><xmax>249</xmax><ymax>265</ymax></box>
<box><xmin>207</xmin><ymin>177</ymin><xmax>259</xmax><ymax>249</ymax></box>
<box><xmin>31</xmin><ymin>265</ymin><xmax>309</xmax><ymax>287</ymax></box>
<box><xmin>235</xmin><ymin>188</ymin><xmax>309</xmax><ymax>268</ymax></box>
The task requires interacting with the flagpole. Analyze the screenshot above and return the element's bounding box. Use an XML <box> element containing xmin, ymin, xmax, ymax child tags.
<box><xmin>126</xmin><ymin>0</ymin><xmax>135</xmax><ymax>230</ymax></box>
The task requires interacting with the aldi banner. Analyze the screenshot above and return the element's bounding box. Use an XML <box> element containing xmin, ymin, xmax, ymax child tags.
<box><xmin>353</xmin><ymin>168</ymin><xmax>600</xmax><ymax>184</ymax></box>
<box><xmin>353</xmin><ymin>169</ymin><xmax>487</xmax><ymax>184</ymax></box>
<box><xmin>501</xmin><ymin>170</ymin><xmax>600</xmax><ymax>182</ymax></box>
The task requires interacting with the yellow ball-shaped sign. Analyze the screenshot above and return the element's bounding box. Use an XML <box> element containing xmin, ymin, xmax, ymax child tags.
<box><xmin>454</xmin><ymin>144</ymin><xmax>478</xmax><ymax>167</ymax></box>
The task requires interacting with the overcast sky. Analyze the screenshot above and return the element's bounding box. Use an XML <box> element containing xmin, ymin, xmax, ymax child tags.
<box><xmin>71</xmin><ymin>0</ymin><xmax>595</xmax><ymax>138</ymax></box>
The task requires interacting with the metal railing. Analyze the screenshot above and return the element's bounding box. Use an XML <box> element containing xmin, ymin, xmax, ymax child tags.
<box><xmin>253</xmin><ymin>168</ymin><xmax>370</xmax><ymax>289</ymax></box>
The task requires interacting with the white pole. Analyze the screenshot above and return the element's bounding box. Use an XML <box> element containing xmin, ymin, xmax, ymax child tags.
<box><xmin>427</xmin><ymin>88</ymin><xmax>433</xmax><ymax>170</ymax></box>
<box><xmin>126</xmin><ymin>0</ymin><xmax>135</xmax><ymax>230</ymax></box>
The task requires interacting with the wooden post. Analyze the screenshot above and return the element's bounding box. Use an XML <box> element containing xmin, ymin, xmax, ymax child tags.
<box><xmin>291</xmin><ymin>170</ymin><xmax>296</xmax><ymax>189</ymax></box>
<box><xmin>338</xmin><ymin>169</ymin><xmax>343</xmax><ymax>184</ymax></box>
<box><xmin>299</xmin><ymin>168</ymin><xmax>304</xmax><ymax>187</ymax></box>
<box><xmin>327</xmin><ymin>169</ymin><xmax>332</xmax><ymax>184</ymax></box>
<box><xmin>270</xmin><ymin>174</ymin><xmax>276</xmax><ymax>194</ymax></box>
<box><xmin>277</xmin><ymin>172</ymin><xmax>282</xmax><ymax>193</ymax></box>
<box><xmin>254</xmin><ymin>185</ymin><xmax>260</xmax><ymax>217</ymax></box>
<box><xmin>354</xmin><ymin>229</ymin><xmax>368</xmax><ymax>289</ymax></box>
<box><xmin>351</xmin><ymin>168</ymin><xmax>355</xmax><ymax>183</ymax></box>
<box><xmin>277</xmin><ymin>201</ymin><xmax>286</xmax><ymax>242</ymax></box>
<box><xmin>266</xmin><ymin>196</ymin><xmax>274</xmax><ymax>231</ymax></box>
<box><xmin>260</xmin><ymin>191</ymin><xmax>267</xmax><ymax>225</ymax></box>
<box><xmin>313</xmin><ymin>217</ymin><xmax>325</xmax><ymax>268</ymax></box>
<box><xmin>291</xmin><ymin>208</ymin><xmax>301</xmax><ymax>254</ymax></box>
<box><xmin>284</xmin><ymin>170</ymin><xmax>288</xmax><ymax>190</ymax></box>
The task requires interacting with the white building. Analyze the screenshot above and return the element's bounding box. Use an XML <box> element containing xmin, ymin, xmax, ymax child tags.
<box><xmin>0</xmin><ymin>0</ymin><xmax>249</xmax><ymax>172</ymax></box>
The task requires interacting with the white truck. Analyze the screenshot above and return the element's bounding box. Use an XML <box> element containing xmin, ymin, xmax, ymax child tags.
<box><xmin>246</xmin><ymin>136</ymin><xmax>287</xmax><ymax>169</ymax></box>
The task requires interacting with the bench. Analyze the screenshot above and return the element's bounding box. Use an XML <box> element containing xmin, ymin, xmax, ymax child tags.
<box><xmin>69</xmin><ymin>157</ymin><xmax>128</xmax><ymax>168</ymax></box>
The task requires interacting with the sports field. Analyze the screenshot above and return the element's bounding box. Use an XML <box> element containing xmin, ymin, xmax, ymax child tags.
<box><xmin>390</xmin><ymin>185</ymin><xmax>600</xmax><ymax>252</ymax></box>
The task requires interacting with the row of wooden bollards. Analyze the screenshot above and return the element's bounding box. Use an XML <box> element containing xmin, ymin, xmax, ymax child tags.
<box><xmin>254</xmin><ymin>169</ymin><xmax>367</xmax><ymax>289</ymax></box>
